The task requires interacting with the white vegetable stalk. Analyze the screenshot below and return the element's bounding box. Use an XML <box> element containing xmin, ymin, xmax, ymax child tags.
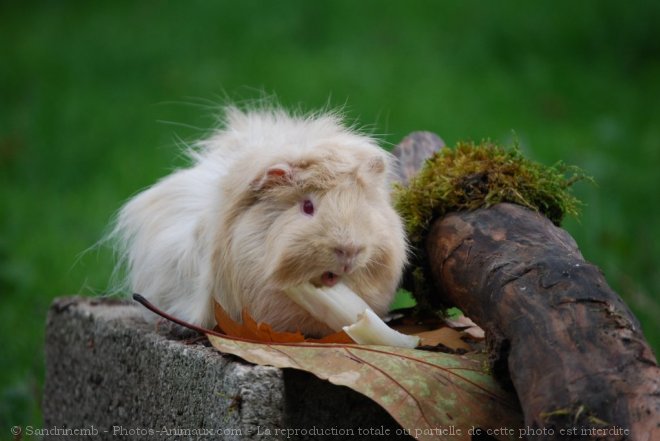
<box><xmin>343</xmin><ymin>308</ymin><xmax>420</xmax><ymax>348</ymax></box>
<box><xmin>285</xmin><ymin>283</ymin><xmax>370</xmax><ymax>332</ymax></box>
<box><xmin>285</xmin><ymin>283</ymin><xmax>420</xmax><ymax>348</ymax></box>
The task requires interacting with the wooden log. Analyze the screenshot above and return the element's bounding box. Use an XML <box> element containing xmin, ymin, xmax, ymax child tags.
<box><xmin>426</xmin><ymin>203</ymin><xmax>660</xmax><ymax>440</ymax></box>
<box><xmin>392</xmin><ymin>131</ymin><xmax>445</xmax><ymax>186</ymax></box>
<box><xmin>393</xmin><ymin>133</ymin><xmax>659</xmax><ymax>440</ymax></box>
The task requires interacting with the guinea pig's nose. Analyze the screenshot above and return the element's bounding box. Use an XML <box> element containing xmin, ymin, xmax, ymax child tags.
<box><xmin>334</xmin><ymin>245</ymin><xmax>362</xmax><ymax>259</ymax></box>
<box><xmin>334</xmin><ymin>245</ymin><xmax>363</xmax><ymax>272</ymax></box>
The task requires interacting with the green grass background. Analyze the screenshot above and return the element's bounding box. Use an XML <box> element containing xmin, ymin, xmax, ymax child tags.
<box><xmin>1</xmin><ymin>0</ymin><xmax>658</xmax><ymax>431</ymax></box>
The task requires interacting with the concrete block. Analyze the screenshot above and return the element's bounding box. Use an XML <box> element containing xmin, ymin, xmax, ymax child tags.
<box><xmin>43</xmin><ymin>297</ymin><xmax>406</xmax><ymax>440</ymax></box>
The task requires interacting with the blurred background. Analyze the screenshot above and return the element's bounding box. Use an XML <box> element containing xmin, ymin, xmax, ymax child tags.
<box><xmin>1</xmin><ymin>0</ymin><xmax>658</xmax><ymax>431</ymax></box>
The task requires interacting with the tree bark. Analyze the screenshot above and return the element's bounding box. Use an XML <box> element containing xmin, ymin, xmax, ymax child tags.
<box><xmin>426</xmin><ymin>203</ymin><xmax>660</xmax><ymax>441</ymax></box>
<box><xmin>392</xmin><ymin>131</ymin><xmax>445</xmax><ymax>186</ymax></box>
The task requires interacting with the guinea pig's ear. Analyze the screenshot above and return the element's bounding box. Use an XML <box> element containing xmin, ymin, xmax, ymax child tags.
<box><xmin>357</xmin><ymin>155</ymin><xmax>386</xmax><ymax>178</ymax></box>
<box><xmin>366</xmin><ymin>155</ymin><xmax>386</xmax><ymax>175</ymax></box>
<box><xmin>251</xmin><ymin>163</ymin><xmax>293</xmax><ymax>191</ymax></box>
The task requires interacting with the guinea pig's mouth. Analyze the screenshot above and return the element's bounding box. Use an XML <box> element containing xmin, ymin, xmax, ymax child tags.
<box><xmin>320</xmin><ymin>271</ymin><xmax>341</xmax><ymax>287</ymax></box>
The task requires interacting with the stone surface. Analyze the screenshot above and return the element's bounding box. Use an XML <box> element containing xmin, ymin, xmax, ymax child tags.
<box><xmin>43</xmin><ymin>297</ymin><xmax>408</xmax><ymax>440</ymax></box>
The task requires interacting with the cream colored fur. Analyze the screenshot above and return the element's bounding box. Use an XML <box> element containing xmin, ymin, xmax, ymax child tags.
<box><xmin>112</xmin><ymin>107</ymin><xmax>407</xmax><ymax>336</ymax></box>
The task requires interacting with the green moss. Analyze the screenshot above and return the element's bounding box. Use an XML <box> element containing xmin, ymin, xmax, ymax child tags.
<box><xmin>395</xmin><ymin>140</ymin><xmax>590</xmax><ymax>245</ymax></box>
<box><xmin>394</xmin><ymin>140</ymin><xmax>591</xmax><ymax>307</ymax></box>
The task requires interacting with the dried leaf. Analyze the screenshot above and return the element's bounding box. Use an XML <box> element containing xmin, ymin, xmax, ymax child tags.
<box><xmin>214</xmin><ymin>301</ymin><xmax>353</xmax><ymax>344</ymax></box>
<box><xmin>390</xmin><ymin>314</ymin><xmax>476</xmax><ymax>350</ymax></box>
<box><xmin>415</xmin><ymin>327</ymin><xmax>472</xmax><ymax>351</ymax></box>
<box><xmin>445</xmin><ymin>315</ymin><xmax>486</xmax><ymax>340</ymax></box>
<box><xmin>135</xmin><ymin>294</ymin><xmax>522</xmax><ymax>440</ymax></box>
<box><xmin>207</xmin><ymin>335</ymin><xmax>522</xmax><ymax>441</ymax></box>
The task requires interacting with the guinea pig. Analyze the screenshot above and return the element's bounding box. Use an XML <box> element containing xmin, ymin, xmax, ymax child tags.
<box><xmin>112</xmin><ymin>107</ymin><xmax>408</xmax><ymax>336</ymax></box>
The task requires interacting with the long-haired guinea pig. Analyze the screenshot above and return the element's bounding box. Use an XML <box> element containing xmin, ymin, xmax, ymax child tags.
<box><xmin>112</xmin><ymin>107</ymin><xmax>408</xmax><ymax>336</ymax></box>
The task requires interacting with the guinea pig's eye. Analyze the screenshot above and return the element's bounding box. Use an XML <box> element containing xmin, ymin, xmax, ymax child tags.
<box><xmin>301</xmin><ymin>199</ymin><xmax>315</xmax><ymax>216</ymax></box>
